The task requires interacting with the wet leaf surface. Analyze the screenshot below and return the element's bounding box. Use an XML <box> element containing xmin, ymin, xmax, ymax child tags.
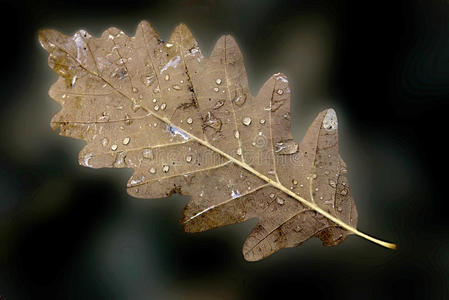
<box><xmin>39</xmin><ymin>21</ymin><xmax>394</xmax><ymax>261</ymax></box>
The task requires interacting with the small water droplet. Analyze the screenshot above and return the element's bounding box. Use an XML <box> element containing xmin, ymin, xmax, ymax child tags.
<box><xmin>237</xmin><ymin>148</ymin><xmax>242</xmax><ymax>156</ymax></box>
<box><xmin>233</xmin><ymin>94</ymin><xmax>246</xmax><ymax>106</ymax></box>
<box><xmin>276</xmin><ymin>89</ymin><xmax>284</xmax><ymax>95</ymax></box>
<box><xmin>234</xmin><ymin>130</ymin><xmax>240</xmax><ymax>139</ymax></box>
<box><xmin>152</xmin><ymin>98</ymin><xmax>157</xmax><ymax>103</ymax></box>
<box><xmin>173</xmin><ymin>85</ymin><xmax>181</xmax><ymax>90</ymax></box>
<box><xmin>101</xmin><ymin>138</ymin><xmax>109</xmax><ymax>147</ymax></box>
<box><xmin>337</xmin><ymin>206</ymin><xmax>343</xmax><ymax>212</ymax></box>
<box><xmin>315</xmin><ymin>187</ymin><xmax>319</xmax><ymax>192</ymax></box>
<box><xmin>213</xmin><ymin>100</ymin><xmax>225</xmax><ymax>109</ymax></box>
<box><xmin>292</xmin><ymin>179</ymin><xmax>298</xmax><ymax>185</ymax></box>
<box><xmin>340</xmin><ymin>189</ymin><xmax>348</xmax><ymax>196</ymax></box>
<box><xmin>122</xmin><ymin>137</ymin><xmax>130</xmax><ymax>145</ymax></box>
<box><xmin>165</xmin><ymin>42</ymin><xmax>173</xmax><ymax>48</ymax></box>
<box><xmin>162</xmin><ymin>165</ymin><xmax>170</xmax><ymax>173</ymax></box>
<box><xmin>111</xmin><ymin>144</ymin><xmax>118</xmax><ymax>151</ymax></box>
<box><xmin>186</xmin><ymin>155</ymin><xmax>192</xmax><ymax>162</ymax></box>
<box><xmin>165</xmin><ymin>74</ymin><xmax>170</xmax><ymax>81</ymax></box>
<box><xmin>242</xmin><ymin>117</ymin><xmax>252</xmax><ymax>126</ymax></box>
<box><xmin>213</xmin><ymin>87</ymin><xmax>219</xmax><ymax>92</ymax></box>
<box><xmin>269</xmin><ymin>193</ymin><xmax>276</xmax><ymax>199</ymax></box>
<box><xmin>160</xmin><ymin>103</ymin><xmax>167</xmax><ymax>110</ymax></box>
<box><xmin>186</xmin><ymin>117</ymin><xmax>193</xmax><ymax>124</ymax></box>
<box><xmin>216</xmin><ymin>78</ymin><xmax>222</xmax><ymax>85</ymax></box>
<box><xmin>276</xmin><ymin>197</ymin><xmax>285</xmax><ymax>205</ymax></box>
<box><xmin>154</xmin><ymin>105</ymin><xmax>160</xmax><ymax>111</ymax></box>
<box><xmin>149</xmin><ymin>167</ymin><xmax>156</xmax><ymax>174</ymax></box>
<box><xmin>132</xmin><ymin>87</ymin><xmax>138</xmax><ymax>93</ymax></box>
<box><xmin>329</xmin><ymin>179</ymin><xmax>337</xmax><ymax>188</ymax></box>
<box><xmin>259</xmin><ymin>119</ymin><xmax>266</xmax><ymax>124</ymax></box>
<box><xmin>142</xmin><ymin>148</ymin><xmax>154</xmax><ymax>159</ymax></box>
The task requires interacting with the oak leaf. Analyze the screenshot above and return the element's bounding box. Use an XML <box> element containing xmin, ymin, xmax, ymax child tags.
<box><xmin>39</xmin><ymin>21</ymin><xmax>396</xmax><ymax>261</ymax></box>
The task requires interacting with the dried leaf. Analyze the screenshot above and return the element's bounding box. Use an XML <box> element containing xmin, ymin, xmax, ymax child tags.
<box><xmin>39</xmin><ymin>21</ymin><xmax>396</xmax><ymax>261</ymax></box>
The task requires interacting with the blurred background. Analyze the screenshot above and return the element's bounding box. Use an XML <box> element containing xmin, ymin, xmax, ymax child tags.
<box><xmin>0</xmin><ymin>0</ymin><xmax>448</xmax><ymax>299</ymax></box>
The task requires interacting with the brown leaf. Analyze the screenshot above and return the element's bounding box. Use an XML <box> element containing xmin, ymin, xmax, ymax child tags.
<box><xmin>39</xmin><ymin>21</ymin><xmax>396</xmax><ymax>261</ymax></box>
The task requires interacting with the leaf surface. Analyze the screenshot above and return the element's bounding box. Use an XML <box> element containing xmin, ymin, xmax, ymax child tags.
<box><xmin>39</xmin><ymin>21</ymin><xmax>395</xmax><ymax>261</ymax></box>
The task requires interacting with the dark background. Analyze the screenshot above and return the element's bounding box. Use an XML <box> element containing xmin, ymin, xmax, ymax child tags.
<box><xmin>1</xmin><ymin>0</ymin><xmax>448</xmax><ymax>299</ymax></box>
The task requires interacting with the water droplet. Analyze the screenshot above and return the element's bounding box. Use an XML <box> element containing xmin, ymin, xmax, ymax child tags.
<box><xmin>203</xmin><ymin>111</ymin><xmax>222</xmax><ymax>132</ymax></box>
<box><xmin>142</xmin><ymin>148</ymin><xmax>154</xmax><ymax>159</ymax></box>
<box><xmin>292</xmin><ymin>179</ymin><xmax>298</xmax><ymax>185</ymax></box>
<box><xmin>275</xmin><ymin>139</ymin><xmax>298</xmax><ymax>154</ymax></box>
<box><xmin>233</xmin><ymin>94</ymin><xmax>247</xmax><ymax>106</ymax></box>
<box><xmin>149</xmin><ymin>167</ymin><xmax>156</xmax><ymax>174</ymax></box>
<box><xmin>216</xmin><ymin>78</ymin><xmax>222</xmax><ymax>85</ymax></box>
<box><xmin>323</xmin><ymin>109</ymin><xmax>338</xmax><ymax>131</ymax></box>
<box><xmin>337</xmin><ymin>206</ymin><xmax>343</xmax><ymax>212</ymax></box>
<box><xmin>237</xmin><ymin>148</ymin><xmax>242</xmax><ymax>156</ymax></box>
<box><xmin>283</xmin><ymin>112</ymin><xmax>291</xmax><ymax>120</ymax></box>
<box><xmin>165</xmin><ymin>42</ymin><xmax>173</xmax><ymax>48</ymax></box>
<box><xmin>234</xmin><ymin>130</ymin><xmax>240</xmax><ymax>139</ymax></box>
<box><xmin>315</xmin><ymin>187</ymin><xmax>319</xmax><ymax>192</ymax></box>
<box><xmin>172</xmin><ymin>85</ymin><xmax>181</xmax><ymax>90</ymax></box>
<box><xmin>132</xmin><ymin>87</ymin><xmax>138</xmax><ymax>93</ymax></box>
<box><xmin>329</xmin><ymin>179</ymin><xmax>337</xmax><ymax>188</ymax></box>
<box><xmin>152</xmin><ymin>98</ymin><xmax>157</xmax><ymax>103</ymax></box>
<box><xmin>312</xmin><ymin>174</ymin><xmax>317</xmax><ymax>179</ymax></box>
<box><xmin>276</xmin><ymin>89</ymin><xmax>284</xmax><ymax>95</ymax></box>
<box><xmin>340</xmin><ymin>189</ymin><xmax>348</xmax><ymax>196</ymax></box>
<box><xmin>299</xmin><ymin>184</ymin><xmax>304</xmax><ymax>188</ymax></box>
<box><xmin>242</xmin><ymin>117</ymin><xmax>252</xmax><ymax>126</ymax></box>
<box><xmin>213</xmin><ymin>87</ymin><xmax>219</xmax><ymax>92</ymax></box>
<box><xmin>276</xmin><ymin>197</ymin><xmax>285</xmax><ymax>205</ymax></box>
<box><xmin>269</xmin><ymin>193</ymin><xmax>276</xmax><ymax>199</ymax></box>
<box><xmin>213</xmin><ymin>100</ymin><xmax>225</xmax><ymax>109</ymax></box>
<box><xmin>162</xmin><ymin>165</ymin><xmax>170</xmax><ymax>173</ymax></box>
<box><xmin>160</xmin><ymin>103</ymin><xmax>167</xmax><ymax>110</ymax></box>
<box><xmin>154</xmin><ymin>105</ymin><xmax>160</xmax><ymax>111</ymax></box>
<box><xmin>122</xmin><ymin>137</ymin><xmax>130</xmax><ymax>145</ymax></box>
<box><xmin>259</xmin><ymin>119</ymin><xmax>266</xmax><ymax>124</ymax></box>
<box><xmin>186</xmin><ymin>155</ymin><xmax>192</xmax><ymax>163</ymax></box>
<box><xmin>186</xmin><ymin>117</ymin><xmax>193</xmax><ymax>124</ymax></box>
<box><xmin>101</xmin><ymin>138</ymin><xmax>109</xmax><ymax>147</ymax></box>
<box><xmin>111</xmin><ymin>144</ymin><xmax>118</xmax><ymax>151</ymax></box>
<box><xmin>113</xmin><ymin>151</ymin><xmax>127</xmax><ymax>167</ymax></box>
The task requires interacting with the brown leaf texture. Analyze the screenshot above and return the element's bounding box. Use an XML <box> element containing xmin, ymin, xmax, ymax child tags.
<box><xmin>39</xmin><ymin>21</ymin><xmax>396</xmax><ymax>261</ymax></box>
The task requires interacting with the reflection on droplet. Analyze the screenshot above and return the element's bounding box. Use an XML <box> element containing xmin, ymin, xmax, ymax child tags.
<box><xmin>213</xmin><ymin>87</ymin><xmax>219</xmax><ymax>92</ymax></box>
<box><xmin>292</xmin><ymin>179</ymin><xmax>298</xmax><ymax>185</ymax></box>
<box><xmin>204</xmin><ymin>111</ymin><xmax>222</xmax><ymax>132</ymax></box>
<box><xmin>233</xmin><ymin>94</ymin><xmax>246</xmax><ymax>106</ymax></box>
<box><xmin>323</xmin><ymin>109</ymin><xmax>338</xmax><ymax>131</ymax></box>
<box><xmin>276</xmin><ymin>197</ymin><xmax>285</xmax><ymax>205</ymax></box>
<box><xmin>237</xmin><ymin>148</ymin><xmax>242</xmax><ymax>156</ymax></box>
<box><xmin>154</xmin><ymin>105</ymin><xmax>160</xmax><ymax>111</ymax></box>
<box><xmin>173</xmin><ymin>85</ymin><xmax>181</xmax><ymax>90</ymax></box>
<box><xmin>160</xmin><ymin>103</ymin><xmax>167</xmax><ymax>110</ymax></box>
<box><xmin>242</xmin><ymin>117</ymin><xmax>252</xmax><ymax>126</ymax></box>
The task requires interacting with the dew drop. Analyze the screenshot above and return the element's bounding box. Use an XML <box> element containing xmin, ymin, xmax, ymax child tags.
<box><xmin>111</xmin><ymin>144</ymin><xmax>118</xmax><ymax>151</ymax></box>
<box><xmin>234</xmin><ymin>130</ymin><xmax>240</xmax><ymax>139</ymax></box>
<box><xmin>213</xmin><ymin>87</ymin><xmax>219</xmax><ymax>92</ymax></box>
<box><xmin>149</xmin><ymin>167</ymin><xmax>156</xmax><ymax>174</ymax></box>
<box><xmin>203</xmin><ymin>111</ymin><xmax>222</xmax><ymax>132</ymax></box>
<box><xmin>142</xmin><ymin>148</ymin><xmax>154</xmax><ymax>159</ymax></box>
<box><xmin>101</xmin><ymin>138</ymin><xmax>109</xmax><ymax>147</ymax></box>
<box><xmin>242</xmin><ymin>117</ymin><xmax>252</xmax><ymax>126</ymax></box>
<box><xmin>276</xmin><ymin>197</ymin><xmax>285</xmax><ymax>205</ymax></box>
<box><xmin>165</xmin><ymin>74</ymin><xmax>170</xmax><ymax>81</ymax></box>
<box><xmin>165</xmin><ymin>42</ymin><xmax>173</xmax><ymax>48</ymax></box>
<box><xmin>259</xmin><ymin>119</ymin><xmax>266</xmax><ymax>124</ymax></box>
<box><xmin>275</xmin><ymin>139</ymin><xmax>298</xmax><ymax>154</ymax></box>
<box><xmin>122</xmin><ymin>137</ymin><xmax>130</xmax><ymax>145</ymax></box>
<box><xmin>329</xmin><ymin>179</ymin><xmax>337</xmax><ymax>188</ymax></box>
<box><xmin>213</xmin><ymin>100</ymin><xmax>225</xmax><ymax>109</ymax></box>
<box><xmin>132</xmin><ymin>87</ymin><xmax>138</xmax><ymax>93</ymax></box>
<box><xmin>152</xmin><ymin>98</ymin><xmax>157</xmax><ymax>103</ymax></box>
<box><xmin>172</xmin><ymin>85</ymin><xmax>181</xmax><ymax>90</ymax></box>
<box><xmin>340</xmin><ymin>189</ymin><xmax>348</xmax><ymax>196</ymax></box>
<box><xmin>237</xmin><ymin>148</ymin><xmax>242</xmax><ymax>156</ymax></box>
<box><xmin>276</xmin><ymin>89</ymin><xmax>284</xmax><ymax>95</ymax></box>
<box><xmin>233</xmin><ymin>94</ymin><xmax>247</xmax><ymax>106</ymax></box>
<box><xmin>154</xmin><ymin>105</ymin><xmax>160</xmax><ymax>111</ymax></box>
<box><xmin>292</xmin><ymin>179</ymin><xmax>298</xmax><ymax>185</ymax></box>
<box><xmin>216</xmin><ymin>78</ymin><xmax>222</xmax><ymax>85</ymax></box>
<box><xmin>186</xmin><ymin>117</ymin><xmax>193</xmax><ymax>124</ymax></box>
<box><xmin>113</xmin><ymin>151</ymin><xmax>127</xmax><ymax>168</ymax></box>
<box><xmin>160</xmin><ymin>103</ymin><xmax>167</xmax><ymax>110</ymax></box>
<box><xmin>162</xmin><ymin>165</ymin><xmax>170</xmax><ymax>173</ymax></box>
<box><xmin>269</xmin><ymin>193</ymin><xmax>276</xmax><ymax>199</ymax></box>
<box><xmin>337</xmin><ymin>206</ymin><xmax>343</xmax><ymax>212</ymax></box>
<box><xmin>186</xmin><ymin>155</ymin><xmax>192</xmax><ymax>163</ymax></box>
